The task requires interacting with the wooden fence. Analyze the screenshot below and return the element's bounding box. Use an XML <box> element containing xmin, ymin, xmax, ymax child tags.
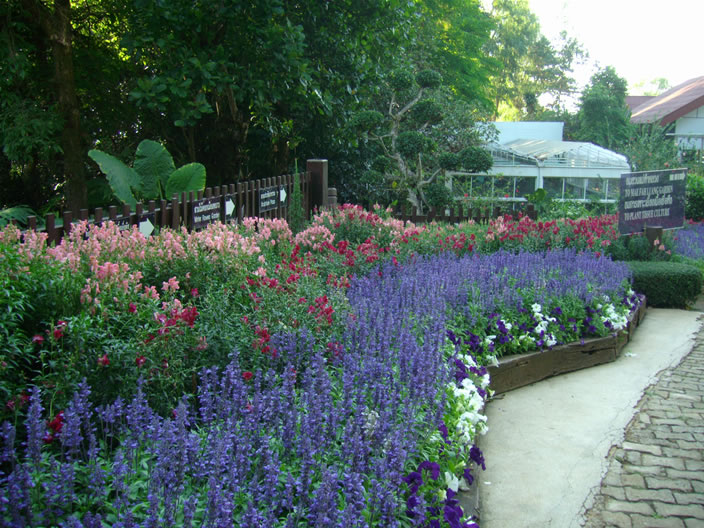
<box><xmin>392</xmin><ymin>203</ymin><xmax>537</xmax><ymax>224</ymax></box>
<box><xmin>23</xmin><ymin>159</ymin><xmax>330</xmax><ymax>245</ymax></box>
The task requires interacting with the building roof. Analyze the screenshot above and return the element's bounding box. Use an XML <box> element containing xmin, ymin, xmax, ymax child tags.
<box><xmin>493</xmin><ymin>139</ymin><xmax>629</xmax><ymax>169</ymax></box>
<box><xmin>625</xmin><ymin>95</ymin><xmax>654</xmax><ymax>112</ymax></box>
<box><xmin>631</xmin><ymin>76</ymin><xmax>704</xmax><ymax>125</ymax></box>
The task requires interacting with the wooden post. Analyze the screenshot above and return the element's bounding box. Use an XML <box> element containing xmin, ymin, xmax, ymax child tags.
<box><xmin>327</xmin><ymin>187</ymin><xmax>337</xmax><ymax>208</ymax></box>
<box><xmin>171</xmin><ymin>195</ymin><xmax>180</xmax><ymax>230</ymax></box>
<box><xmin>306</xmin><ymin>159</ymin><xmax>328</xmax><ymax>212</ymax></box>
<box><xmin>46</xmin><ymin>214</ymin><xmax>56</xmax><ymax>244</ymax></box>
<box><xmin>63</xmin><ymin>211</ymin><xmax>73</xmax><ymax>236</ymax></box>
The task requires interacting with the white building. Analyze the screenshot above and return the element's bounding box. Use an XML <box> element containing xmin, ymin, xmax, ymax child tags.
<box><xmin>449</xmin><ymin>122</ymin><xmax>630</xmax><ymax>203</ymax></box>
<box><xmin>630</xmin><ymin>76</ymin><xmax>704</xmax><ymax>152</ymax></box>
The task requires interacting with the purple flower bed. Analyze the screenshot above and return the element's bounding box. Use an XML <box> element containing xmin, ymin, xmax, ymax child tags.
<box><xmin>673</xmin><ymin>222</ymin><xmax>704</xmax><ymax>261</ymax></box>
<box><xmin>0</xmin><ymin>249</ymin><xmax>636</xmax><ymax>527</ymax></box>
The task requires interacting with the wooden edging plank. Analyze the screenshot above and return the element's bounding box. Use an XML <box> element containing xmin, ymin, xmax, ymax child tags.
<box><xmin>487</xmin><ymin>299</ymin><xmax>647</xmax><ymax>395</ymax></box>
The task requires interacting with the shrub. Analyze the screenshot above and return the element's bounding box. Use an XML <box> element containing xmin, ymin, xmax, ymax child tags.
<box><xmin>607</xmin><ymin>232</ymin><xmax>673</xmax><ymax>262</ymax></box>
<box><xmin>686</xmin><ymin>170</ymin><xmax>704</xmax><ymax>221</ymax></box>
<box><xmin>627</xmin><ymin>261</ymin><xmax>702</xmax><ymax>308</ymax></box>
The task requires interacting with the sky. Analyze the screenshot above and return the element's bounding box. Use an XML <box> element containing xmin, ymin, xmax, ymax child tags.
<box><xmin>528</xmin><ymin>0</ymin><xmax>704</xmax><ymax>96</ymax></box>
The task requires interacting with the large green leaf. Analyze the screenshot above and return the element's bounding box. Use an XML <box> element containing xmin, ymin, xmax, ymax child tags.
<box><xmin>165</xmin><ymin>163</ymin><xmax>206</xmax><ymax>199</ymax></box>
<box><xmin>88</xmin><ymin>150</ymin><xmax>139</xmax><ymax>208</ymax></box>
<box><xmin>134</xmin><ymin>140</ymin><xmax>175</xmax><ymax>199</ymax></box>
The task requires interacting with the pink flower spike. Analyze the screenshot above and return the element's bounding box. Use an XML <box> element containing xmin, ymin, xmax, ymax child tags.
<box><xmin>191</xmin><ymin>288</ymin><xmax>199</xmax><ymax>297</ymax></box>
<box><xmin>31</xmin><ymin>335</ymin><xmax>45</xmax><ymax>345</ymax></box>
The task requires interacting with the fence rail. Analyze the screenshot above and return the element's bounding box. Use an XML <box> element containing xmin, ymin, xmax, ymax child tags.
<box><xmin>392</xmin><ymin>203</ymin><xmax>537</xmax><ymax>224</ymax></box>
<box><xmin>21</xmin><ymin>158</ymin><xmax>333</xmax><ymax>245</ymax></box>
<box><xmin>25</xmin><ymin>172</ymin><xmax>311</xmax><ymax>245</ymax></box>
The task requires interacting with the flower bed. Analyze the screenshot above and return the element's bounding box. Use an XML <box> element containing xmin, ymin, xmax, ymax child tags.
<box><xmin>488</xmin><ymin>297</ymin><xmax>646</xmax><ymax>395</ymax></box>
<box><xmin>0</xmin><ymin>206</ymin><xmax>641</xmax><ymax>527</ymax></box>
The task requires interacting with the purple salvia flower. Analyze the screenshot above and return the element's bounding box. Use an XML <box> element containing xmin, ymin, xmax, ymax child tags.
<box><xmin>25</xmin><ymin>386</ymin><xmax>44</xmax><ymax>469</ymax></box>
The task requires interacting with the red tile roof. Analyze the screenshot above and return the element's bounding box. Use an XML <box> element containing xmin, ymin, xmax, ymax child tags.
<box><xmin>631</xmin><ymin>76</ymin><xmax>704</xmax><ymax>125</ymax></box>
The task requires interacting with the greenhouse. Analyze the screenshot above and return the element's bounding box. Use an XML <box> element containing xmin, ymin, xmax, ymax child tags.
<box><xmin>449</xmin><ymin>123</ymin><xmax>631</xmax><ymax>203</ymax></box>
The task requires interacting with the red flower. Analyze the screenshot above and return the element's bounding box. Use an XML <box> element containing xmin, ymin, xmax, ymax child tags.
<box><xmin>128</xmin><ymin>303</ymin><xmax>137</xmax><ymax>313</ymax></box>
<box><xmin>242</xmin><ymin>371</ymin><xmax>253</xmax><ymax>381</ymax></box>
<box><xmin>52</xmin><ymin>324</ymin><xmax>65</xmax><ymax>340</ymax></box>
<box><xmin>48</xmin><ymin>411</ymin><xmax>64</xmax><ymax>433</ymax></box>
<box><xmin>135</xmin><ymin>355</ymin><xmax>146</xmax><ymax>367</ymax></box>
<box><xmin>31</xmin><ymin>335</ymin><xmax>44</xmax><ymax>345</ymax></box>
<box><xmin>97</xmin><ymin>354</ymin><xmax>110</xmax><ymax>367</ymax></box>
<box><xmin>191</xmin><ymin>288</ymin><xmax>199</xmax><ymax>298</ymax></box>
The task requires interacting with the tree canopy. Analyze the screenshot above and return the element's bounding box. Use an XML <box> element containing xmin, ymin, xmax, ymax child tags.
<box><xmin>0</xmin><ymin>0</ymin><xmax>586</xmax><ymax>214</ymax></box>
<box><xmin>484</xmin><ymin>0</ymin><xmax>585</xmax><ymax>119</ymax></box>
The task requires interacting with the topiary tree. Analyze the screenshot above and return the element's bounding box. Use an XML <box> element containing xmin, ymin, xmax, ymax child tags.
<box><xmin>351</xmin><ymin>69</ymin><xmax>493</xmax><ymax>213</ymax></box>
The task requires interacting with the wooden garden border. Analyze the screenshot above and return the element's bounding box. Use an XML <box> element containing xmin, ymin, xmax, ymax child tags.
<box><xmin>487</xmin><ymin>298</ymin><xmax>648</xmax><ymax>395</ymax></box>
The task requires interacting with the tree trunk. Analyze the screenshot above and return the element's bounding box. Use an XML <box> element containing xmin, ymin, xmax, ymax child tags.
<box><xmin>24</xmin><ymin>0</ymin><xmax>87</xmax><ymax>213</ymax></box>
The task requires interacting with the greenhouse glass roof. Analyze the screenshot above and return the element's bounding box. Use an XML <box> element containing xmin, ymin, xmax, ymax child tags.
<box><xmin>491</xmin><ymin>139</ymin><xmax>630</xmax><ymax>169</ymax></box>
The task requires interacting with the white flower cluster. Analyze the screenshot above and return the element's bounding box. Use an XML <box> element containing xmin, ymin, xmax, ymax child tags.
<box><xmin>597</xmin><ymin>297</ymin><xmax>628</xmax><ymax>330</ymax></box>
<box><xmin>531</xmin><ymin>303</ymin><xmax>557</xmax><ymax>347</ymax></box>
<box><xmin>449</xmin><ymin>354</ymin><xmax>489</xmax><ymax>444</ymax></box>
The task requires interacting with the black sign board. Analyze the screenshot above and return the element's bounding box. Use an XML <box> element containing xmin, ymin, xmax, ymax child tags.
<box><xmin>258</xmin><ymin>185</ymin><xmax>288</xmax><ymax>213</ymax></box>
<box><xmin>114</xmin><ymin>216</ymin><xmax>133</xmax><ymax>231</ymax></box>
<box><xmin>113</xmin><ymin>213</ymin><xmax>156</xmax><ymax>237</ymax></box>
<box><xmin>618</xmin><ymin>168</ymin><xmax>687</xmax><ymax>234</ymax></box>
<box><xmin>191</xmin><ymin>197</ymin><xmax>222</xmax><ymax>230</ymax></box>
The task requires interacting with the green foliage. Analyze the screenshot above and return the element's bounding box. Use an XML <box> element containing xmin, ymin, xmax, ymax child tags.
<box><xmin>2</xmin><ymin>0</ymin><xmax>500</xmax><ymax>213</ymax></box>
<box><xmin>351</xmin><ymin>110</ymin><xmax>385</xmax><ymax>132</ymax></box>
<box><xmin>438</xmin><ymin>152</ymin><xmax>460</xmax><ymax>170</ymax></box>
<box><xmin>607</xmin><ymin>233</ymin><xmax>673</xmax><ymax>262</ymax></box>
<box><xmin>352</xmin><ymin>70</ymin><xmax>493</xmax><ymax>212</ymax></box>
<box><xmin>397</xmin><ymin>131</ymin><xmax>434</xmax><ymax>159</ymax></box>
<box><xmin>623</xmin><ymin>124</ymin><xmax>678</xmax><ymax>172</ymax></box>
<box><xmin>0</xmin><ymin>205</ymin><xmax>36</xmax><ymax>227</ymax></box>
<box><xmin>411</xmin><ymin>100</ymin><xmax>444</xmax><ymax>125</ymax></box>
<box><xmin>423</xmin><ymin>180</ymin><xmax>454</xmax><ymax>210</ymax></box>
<box><xmin>88</xmin><ymin>140</ymin><xmax>206</xmax><ymax>207</ymax></box>
<box><xmin>485</xmin><ymin>0</ymin><xmax>585</xmax><ymax>117</ymax></box>
<box><xmin>525</xmin><ymin>187</ymin><xmax>552</xmax><ymax>217</ymax></box>
<box><xmin>389</xmin><ymin>70</ymin><xmax>416</xmax><ymax>93</ymax></box>
<box><xmin>627</xmin><ymin>261</ymin><xmax>702</xmax><ymax>308</ymax></box>
<box><xmin>575</xmin><ymin>66</ymin><xmax>631</xmax><ymax>150</ymax></box>
<box><xmin>288</xmin><ymin>172</ymin><xmax>307</xmax><ymax>234</ymax></box>
<box><xmin>685</xmin><ymin>170</ymin><xmax>704</xmax><ymax>221</ymax></box>
<box><xmin>415</xmin><ymin>70</ymin><xmax>443</xmax><ymax>89</ymax></box>
<box><xmin>459</xmin><ymin>146</ymin><xmax>493</xmax><ymax>172</ymax></box>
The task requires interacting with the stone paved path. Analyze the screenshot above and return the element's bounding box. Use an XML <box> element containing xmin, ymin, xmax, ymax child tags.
<box><xmin>581</xmin><ymin>330</ymin><xmax>704</xmax><ymax>528</ymax></box>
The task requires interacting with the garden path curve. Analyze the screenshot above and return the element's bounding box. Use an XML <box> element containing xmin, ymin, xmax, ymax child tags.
<box><xmin>476</xmin><ymin>307</ymin><xmax>703</xmax><ymax>528</ymax></box>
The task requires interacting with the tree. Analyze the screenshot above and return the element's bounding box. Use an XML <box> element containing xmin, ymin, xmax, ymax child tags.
<box><xmin>406</xmin><ymin>0</ymin><xmax>496</xmax><ymax>108</ymax></box>
<box><xmin>622</xmin><ymin>124</ymin><xmax>678</xmax><ymax>172</ymax></box>
<box><xmin>1</xmin><ymin>0</ymin><xmax>141</xmax><ymax>212</ymax></box>
<box><xmin>575</xmin><ymin>66</ymin><xmax>632</xmax><ymax>151</ymax></box>
<box><xmin>484</xmin><ymin>0</ymin><xmax>585</xmax><ymax>118</ymax></box>
<box><xmin>632</xmin><ymin>77</ymin><xmax>671</xmax><ymax>96</ymax></box>
<box><xmin>352</xmin><ymin>70</ymin><xmax>493</xmax><ymax>213</ymax></box>
<box><xmin>1</xmin><ymin>0</ymin><xmax>499</xmax><ymax>214</ymax></box>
